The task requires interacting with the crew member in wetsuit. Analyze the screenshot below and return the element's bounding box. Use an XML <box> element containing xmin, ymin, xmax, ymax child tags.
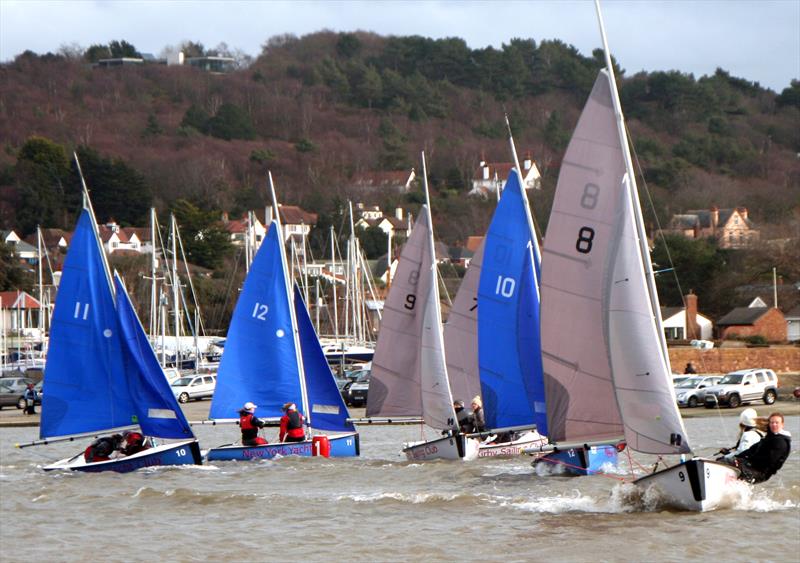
<box><xmin>471</xmin><ymin>396</ymin><xmax>486</xmax><ymax>433</ymax></box>
<box><xmin>120</xmin><ymin>430</ymin><xmax>150</xmax><ymax>456</ymax></box>
<box><xmin>239</xmin><ymin>402</ymin><xmax>268</xmax><ymax>446</ymax></box>
<box><xmin>734</xmin><ymin>412</ymin><xmax>791</xmax><ymax>483</ymax></box>
<box><xmin>454</xmin><ymin>400</ymin><xmax>473</xmax><ymax>433</ymax></box>
<box><xmin>84</xmin><ymin>434</ymin><xmax>123</xmax><ymax>462</ymax></box>
<box><xmin>279</xmin><ymin>403</ymin><xmax>306</xmax><ymax>443</ymax></box>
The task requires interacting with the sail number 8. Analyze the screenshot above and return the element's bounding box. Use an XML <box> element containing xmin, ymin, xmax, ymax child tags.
<box><xmin>495</xmin><ymin>276</ymin><xmax>516</xmax><ymax>298</ymax></box>
<box><xmin>576</xmin><ymin>227</ymin><xmax>595</xmax><ymax>254</ymax></box>
<box><xmin>251</xmin><ymin>302</ymin><xmax>269</xmax><ymax>320</ymax></box>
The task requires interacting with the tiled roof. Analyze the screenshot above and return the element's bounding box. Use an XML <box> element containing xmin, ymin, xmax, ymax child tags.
<box><xmin>121</xmin><ymin>227</ymin><xmax>151</xmax><ymax>242</ymax></box>
<box><xmin>465</xmin><ymin>236</ymin><xmax>484</xmax><ymax>253</ymax></box>
<box><xmin>0</xmin><ymin>290</ymin><xmax>41</xmax><ymax>309</ymax></box>
<box><xmin>660</xmin><ymin>306</ymin><xmax>685</xmax><ymax>320</ymax></box>
<box><xmin>97</xmin><ymin>225</ymin><xmax>129</xmax><ymax>243</ymax></box>
<box><xmin>254</xmin><ymin>206</ymin><xmax>317</xmax><ymax>226</ymax></box>
<box><xmin>716</xmin><ymin>307</ymin><xmax>769</xmax><ymax>326</ymax></box>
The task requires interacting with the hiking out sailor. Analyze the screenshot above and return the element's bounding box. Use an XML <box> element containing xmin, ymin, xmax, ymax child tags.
<box><xmin>279</xmin><ymin>403</ymin><xmax>306</xmax><ymax>443</ymax></box>
<box><xmin>239</xmin><ymin>402</ymin><xmax>268</xmax><ymax>446</ymax></box>
<box><xmin>84</xmin><ymin>434</ymin><xmax>123</xmax><ymax>462</ymax></box>
<box><xmin>718</xmin><ymin>408</ymin><xmax>765</xmax><ymax>462</ymax></box>
<box><xmin>734</xmin><ymin>412</ymin><xmax>791</xmax><ymax>483</ymax></box>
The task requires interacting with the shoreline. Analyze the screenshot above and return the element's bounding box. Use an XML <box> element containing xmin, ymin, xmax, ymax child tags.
<box><xmin>2</xmin><ymin>399</ymin><xmax>798</xmax><ymax>429</ymax></box>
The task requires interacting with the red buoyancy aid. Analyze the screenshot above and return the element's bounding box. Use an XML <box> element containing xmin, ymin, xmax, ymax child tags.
<box><xmin>280</xmin><ymin>410</ymin><xmax>305</xmax><ymax>440</ymax></box>
<box><xmin>240</xmin><ymin>413</ymin><xmax>259</xmax><ymax>441</ymax></box>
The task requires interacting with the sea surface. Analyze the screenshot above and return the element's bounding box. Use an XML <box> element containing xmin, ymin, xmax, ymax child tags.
<box><xmin>1</xmin><ymin>415</ymin><xmax>798</xmax><ymax>562</ymax></box>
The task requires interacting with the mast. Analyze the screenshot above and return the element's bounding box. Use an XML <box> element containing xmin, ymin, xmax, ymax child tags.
<box><xmin>594</xmin><ymin>0</ymin><xmax>670</xmax><ymax>369</ymax></box>
<box><xmin>330</xmin><ymin>226</ymin><xmax>339</xmax><ymax>343</ymax></box>
<box><xmin>505</xmin><ymin>116</ymin><xmax>542</xmax><ymax>297</ymax></box>
<box><xmin>36</xmin><ymin>226</ymin><xmax>44</xmax><ymax>336</ymax></box>
<box><xmin>149</xmin><ymin>208</ymin><xmax>158</xmax><ymax>341</ymax></box>
<box><xmin>170</xmin><ymin>214</ymin><xmax>181</xmax><ymax>369</ymax></box>
<box><xmin>269</xmin><ymin>172</ymin><xmax>311</xmax><ymax>428</ymax></box>
<box><xmin>73</xmin><ymin>153</ymin><xmax>114</xmax><ymax>296</ymax></box>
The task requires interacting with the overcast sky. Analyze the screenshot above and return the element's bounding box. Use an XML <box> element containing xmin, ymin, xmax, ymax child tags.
<box><xmin>1</xmin><ymin>0</ymin><xmax>798</xmax><ymax>92</ymax></box>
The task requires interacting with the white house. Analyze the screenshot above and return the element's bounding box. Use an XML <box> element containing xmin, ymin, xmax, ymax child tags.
<box><xmin>661</xmin><ymin>306</ymin><xmax>713</xmax><ymax>340</ymax></box>
<box><xmin>0</xmin><ymin>290</ymin><xmax>43</xmax><ymax>336</ymax></box>
<box><xmin>1</xmin><ymin>230</ymin><xmax>38</xmax><ymax>261</ymax></box>
<box><xmin>470</xmin><ymin>153</ymin><xmax>541</xmax><ymax>197</ymax></box>
<box><xmin>786</xmin><ymin>305</ymin><xmax>800</xmax><ymax>342</ymax></box>
<box><xmin>354</xmin><ymin>207</ymin><xmax>410</xmax><ymax>238</ymax></box>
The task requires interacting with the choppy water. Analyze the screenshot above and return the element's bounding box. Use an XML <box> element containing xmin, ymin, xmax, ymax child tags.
<box><xmin>1</xmin><ymin>415</ymin><xmax>798</xmax><ymax>562</ymax></box>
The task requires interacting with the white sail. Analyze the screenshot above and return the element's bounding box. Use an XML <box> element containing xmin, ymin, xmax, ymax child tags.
<box><xmin>443</xmin><ymin>242</ymin><xmax>484</xmax><ymax>404</ymax></box>
<box><xmin>608</xmin><ymin>175</ymin><xmax>690</xmax><ymax>454</ymax></box>
<box><xmin>420</xmin><ymin>234</ymin><xmax>456</xmax><ymax>430</ymax></box>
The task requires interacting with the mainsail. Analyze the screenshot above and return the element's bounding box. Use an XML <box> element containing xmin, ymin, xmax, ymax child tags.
<box><xmin>477</xmin><ymin>172</ymin><xmax>547</xmax><ymax>433</ymax></box>
<box><xmin>542</xmin><ymin>69</ymin><xmax>690</xmax><ymax>454</ymax></box>
<box><xmin>209</xmin><ymin>222</ymin><xmax>303</xmax><ymax>419</ymax></box>
<box><xmin>366</xmin><ymin>207</ymin><xmax>456</xmax><ymax>430</ymax></box>
<box><xmin>41</xmin><ymin>209</ymin><xmax>133</xmax><ymax>439</ymax></box>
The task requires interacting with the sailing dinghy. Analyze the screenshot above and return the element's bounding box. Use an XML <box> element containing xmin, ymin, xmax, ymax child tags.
<box><xmin>366</xmin><ymin>154</ymin><xmax>480</xmax><ymax>461</ymax></box>
<box><xmin>206</xmin><ymin>213</ymin><xmax>359</xmax><ymax>461</ymax></box>
<box><xmin>33</xmin><ymin>207</ymin><xmax>201</xmax><ymax>472</ymax></box>
<box><xmin>538</xmin><ymin>1</ymin><xmax>738</xmax><ymax>510</ymax></box>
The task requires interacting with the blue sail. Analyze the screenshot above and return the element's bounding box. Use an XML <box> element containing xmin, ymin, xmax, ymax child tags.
<box><xmin>209</xmin><ymin>222</ymin><xmax>302</xmax><ymax>419</ymax></box>
<box><xmin>294</xmin><ymin>286</ymin><xmax>355</xmax><ymax>432</ymax></box>
<box><xmin>41</xmin><ymin>209</ymin><xmax>135</xmax><ymax>438</ymax></box>
<box><xmin>114</xmin><ymin>275</ymin><xmax>195</xmax><ymax>439</ymax></box>
<box><xmin>477</xmin><ymin>172</ymin><xmax>547</xmax><ymax>434</ymax></box>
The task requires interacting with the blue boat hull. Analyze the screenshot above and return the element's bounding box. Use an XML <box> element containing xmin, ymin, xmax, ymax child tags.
<box><xmin>206</xmin><ymin>432</ymin><xmax>360</xmax><ymax>461</ymax></box>
<box><xmin>43</xmin><ymin>439</ymin><xmax>202</xmax><ymax>473</ymax></box>
<box><xmin>536</xmin><ymin>444</ymin><xmax>619</xmax><ymax>476</ymax></box>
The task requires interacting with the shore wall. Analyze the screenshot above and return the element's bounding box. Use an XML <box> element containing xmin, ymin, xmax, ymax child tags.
<box><xmin>669</xmin><ymin>346</ymin><xmax>800</xmax><ymax>374</ymax></box>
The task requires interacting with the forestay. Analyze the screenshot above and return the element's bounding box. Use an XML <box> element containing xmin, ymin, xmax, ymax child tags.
<box><xmin>209</xmin><ymin>223</ymin><xmax>303</xmax><ymax>420</ymax></box>
<box><xmin>478</xmin><ymin>172</ymin><xmax>547</xmax><ymax>433</ymax></box>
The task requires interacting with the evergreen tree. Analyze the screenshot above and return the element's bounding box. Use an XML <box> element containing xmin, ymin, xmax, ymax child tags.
<box><xmin>206</xmin><ymin>103</ymin><xmax>256</xmax><ymax>141</ymax></box>
<box><xmin>14</xmin><ymin>136</ymin><xmax>73</xmax><ymax>234</ymax></box>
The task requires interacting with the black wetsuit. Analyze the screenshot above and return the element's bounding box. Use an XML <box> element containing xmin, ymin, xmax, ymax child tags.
<box><xmin>735</xmin><ymin>430</ymin><xmax>791</xmax><ymax>483</ymax></box>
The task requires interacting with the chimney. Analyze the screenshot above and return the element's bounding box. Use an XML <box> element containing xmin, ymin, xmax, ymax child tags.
<box><xmin>395</xmin><ymin>207</ymin><xmax>403</xmax><ymax>221</ymax></box>
<box><xmin>710</xmin><ymin>206</ymin><xmax>719</xmax><ymax>231</ymax></box>
<box><xmin>523</xmin><ymin>151</ymin><xmax>532</xmax><ymax>170</ymax></box>
<box><xmin>685</xmin><ymin>291</ymin><xmax>699</xmax><ymax>340</ymax></box>
<box><xmin>482</xmin><ymin>164</ymin><xmax>490</xmax><ymax>180</ymax></box>
<box><xmin>221</xmin><ymin>211</ymin><xmax>229</xmax><ymax>223</ymax></box>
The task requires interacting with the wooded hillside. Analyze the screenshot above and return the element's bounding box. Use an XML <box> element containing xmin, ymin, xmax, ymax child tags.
<box><xmin>1</xmin><ymin>31</ymin><xmax>798</xmax><ymax>324</ymax></box>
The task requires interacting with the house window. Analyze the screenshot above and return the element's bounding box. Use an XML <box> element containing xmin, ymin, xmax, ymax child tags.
<box><xmin>112</xmin><ymin>242</ymin><xmax>119</xmax><ymax>248</ymax></box>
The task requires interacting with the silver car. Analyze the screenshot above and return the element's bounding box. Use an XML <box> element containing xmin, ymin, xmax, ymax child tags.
<box><xmin>674</xmin><ymin>376</ymin><xmax>721</xmax><ymax>408</ymax></box>
<box><xmin>171</xmin><ymin>374</ymin><xmax>217</xmax><ymax>403</ymax></box>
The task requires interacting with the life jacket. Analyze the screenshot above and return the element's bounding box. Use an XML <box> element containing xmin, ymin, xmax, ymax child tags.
<box><xmin>284</xmin><ymin>410</ymin><xmax>305</xmax><ymax>439</ymax></box>
<box><xmin>240</xmin><ymin>413</ymin><xmax>260</xmax><ymax>441</ymax></box>
<box><xmin>122</xmin><ymin>432</ymin><xmax>148</xmax><ymax>456</ymax></box>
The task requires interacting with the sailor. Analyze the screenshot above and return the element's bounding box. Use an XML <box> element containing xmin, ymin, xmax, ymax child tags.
<box><xmin>279</xmin><ymin>403</ymin><xmax>306</xmax><ymax>443</ymax></box>
<box><xmin>120</xmin><ymin>430</ymin><xmax>150</xmax><ymax>456</ymax></box>
<box><xmin>718</xmin><ymin>408</ymin><xmax>765</xmax><ymax>462</ymax></box>
<box><xmin>471</xmin><ymin>396</ymin><xmax>486</xmax><ymax>434</ymax></box>
<box><xmin>239</xmin><ymin>402</ymin><xmax>268</xmax><ymax>446</ymax></box>
<box><xmin>734</xmin><ymin>412</ymin><xmax>791</xmax><ymax>483</ymax></box>
<box><xmin>453</xmin><ymin>400</ymin><xmax>473</xmax><ymax>433</ymax></box>
<box><xmin>84</xmin><ymin>434</ymin><xmax>123</xmax><ymax>462</ymax></box>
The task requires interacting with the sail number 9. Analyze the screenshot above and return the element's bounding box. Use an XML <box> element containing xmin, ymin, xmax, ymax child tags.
<box><xmin>404</xmin><ymin>294</ymin><xmax>416</xmax><ymax>310</ymax></box>
<box><xmin>251</xmin><ymin>302</ymin><xmax>269</xmax><ymax>320</ymax></box>
<box><xmin>495</xmin><ymin>276</ymin><xmax>516</xmax><ymax>298</ymax></box>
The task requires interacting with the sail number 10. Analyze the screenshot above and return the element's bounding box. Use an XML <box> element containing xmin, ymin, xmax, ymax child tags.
<box><xmin>495</xmin><ymin>276</ymin><xmax>515</xmax><ymax>298</ymax></box>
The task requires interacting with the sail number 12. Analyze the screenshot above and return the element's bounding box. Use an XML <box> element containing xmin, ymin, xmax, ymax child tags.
<box><xmin>251</xmin><ymin>302</ymin><xmax>269</xmax><ymax>320</ymax></box>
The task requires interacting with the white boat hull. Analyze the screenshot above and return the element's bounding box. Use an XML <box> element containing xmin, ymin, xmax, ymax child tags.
<box><xmin>478</xmin><ymin>430</ymin><xmax>547</xmax><ymax>458</ymax></box>
<box><xmin>634</xmin><ymin>458</ymin><xmax>740</xmax><ymax>512</ymax></box>
<box><xmin>403</xmin><ymin>434</ymin><xmax>480</xmax><ymax>461</ymax></box>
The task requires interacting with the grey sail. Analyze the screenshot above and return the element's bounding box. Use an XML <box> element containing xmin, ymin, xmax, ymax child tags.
<box><xmin>365</xmin><ymin>211</ymin><xmax>433</xmax><ymax>418</ymax></box>
<box><xmin>541</xmin><ymin>71</ymin><xmax>625</xmax><ymax>443</ymax></box>
<box><xmin>443</xmin><ymin>241</ymin><xmax>484</xmax><ymax>404</ymax></box>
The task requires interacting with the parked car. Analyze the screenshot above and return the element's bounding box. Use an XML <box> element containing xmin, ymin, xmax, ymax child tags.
<box><xmin>0</xmin><ymin>378</ymin><xmax>38</xmax><ymax>410</ymax></box>
<box><xmin>341</xmin><ymin>370</ymin><xmax>370</xmax><ymax>407</ymax></box>
<box><xmin>674</xmin><ymin>375</ymin><xmax>722</xmax><ymax>408</ymax></box>
<box><xmin>703</xmin><ymin>368</ymin><xmax>779</xmax><ymax>408</ymax></box>
<box><xmin>170</xmin><ymin>374</ymin><xmax>217</xmax><ymax>403</ymax></box>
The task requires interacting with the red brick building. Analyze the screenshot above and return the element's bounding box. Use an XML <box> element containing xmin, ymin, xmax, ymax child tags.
<box><xmin>716</xmin><ymin>307</ymin><xmax>787</xmax><ymax>342</ymax></box>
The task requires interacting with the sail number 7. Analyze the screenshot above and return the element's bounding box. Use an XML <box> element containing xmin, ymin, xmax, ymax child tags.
<box><xmin>251</xmin><ymin>303</ymin><xmax>269</xmax><ymax>320</ymax></box>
